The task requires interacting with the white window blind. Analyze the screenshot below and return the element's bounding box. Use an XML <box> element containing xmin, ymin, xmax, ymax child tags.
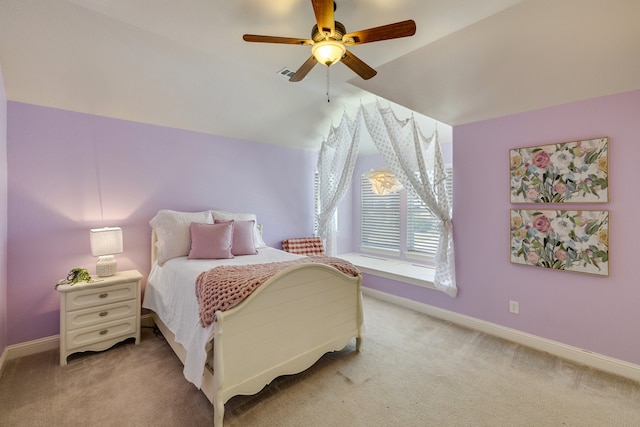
<box><xmin>407</xmin><ymin>196</ymin><xmax>439</xmax><ymax>254</ymax></box>
<box><xmin>407</xmin><ymin>166</ymin><xmax>453</xmax><ymax>256</ymax></box>
<box><xmin>360</xmin><ymin>174</ymin><xmax>400</xmax><ymax>252</ymax></box>
<box><xmin>359</xmin><ymin>166</ymin><xmax>453</xmax><ymax>258</ymax></box>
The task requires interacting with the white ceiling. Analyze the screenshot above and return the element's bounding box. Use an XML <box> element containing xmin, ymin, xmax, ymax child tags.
<box><xmin>1</xmin><ymin>0</ymin><xmax>639</xmax><ymax>155</ymax></box>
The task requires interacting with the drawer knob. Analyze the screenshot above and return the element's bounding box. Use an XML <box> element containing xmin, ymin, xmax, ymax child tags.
<box><xmin>99</xmin><ymin>311</ymin><xmax>108</xmax><ymax>317</ymax></box>
<box><xmin>99</xmin><ymin>329</ymin><xmax>108</xmax><ymax>336</ymax></box>
<box><xmin>98</xmin><ymin>293</ymin><xmax>108</xmax><ymax>299</ymax></box>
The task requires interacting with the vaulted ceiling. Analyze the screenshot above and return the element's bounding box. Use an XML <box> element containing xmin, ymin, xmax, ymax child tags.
<box><xmin>1</xmin><ymin>0</ymin><xmax>639</xmax><ymax>155</ymax></box>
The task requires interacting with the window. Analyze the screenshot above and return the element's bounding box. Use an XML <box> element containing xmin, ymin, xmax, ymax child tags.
<box><xmin>407</xmin><ymin>192</ymin><xmax>440</xmax><ymax>255</ymax></box>
<box><xmin>360</xmin><ymin>166</ymin><xmax>453</xmax><ymax>260</ymax></box>
<box><xmin>407</xmin><ymin>167</ymin><xmax>454</xmax><ymax>256</ymax></box>
<box><xmin>360</xmin><ymin>174</ymin><xmax>400</xmax><ymax>254</ymax></box>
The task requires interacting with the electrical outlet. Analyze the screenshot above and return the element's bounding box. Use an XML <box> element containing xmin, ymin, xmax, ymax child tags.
<box><xmin>509</xmin><ymin>300</ymin><xmax>520</xmax><ymax>314</ymax></box>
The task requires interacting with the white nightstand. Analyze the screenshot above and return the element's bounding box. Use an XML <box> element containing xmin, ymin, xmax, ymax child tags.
<box><xmin>57</xmin><ymin>269</ymin><xmax>143</xmax><ymax>366</ymax></box>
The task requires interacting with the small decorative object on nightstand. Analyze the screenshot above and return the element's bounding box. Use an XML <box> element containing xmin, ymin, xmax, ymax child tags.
<box><xmin>56</xmin><ymin>269</ymin><xmax>143</xmax><ymax>366</ymax></box>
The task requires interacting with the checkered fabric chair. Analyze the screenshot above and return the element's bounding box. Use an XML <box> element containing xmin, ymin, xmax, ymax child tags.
<box><xmin>281</xmin><ymin>237</ymin><xmax>325</xmax><ymax>256</ymax></box>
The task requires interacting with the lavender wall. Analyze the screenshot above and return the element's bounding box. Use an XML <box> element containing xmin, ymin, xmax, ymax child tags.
<box><xmin>6</xmin><ymin>102</ymin><xmax>317</xmax><ymax>345</ymax></box>
<box><xmin>0</xmin><ymin>67</ymin><xmax>7</xmax><ymax>354</ymax></box>
<box><xmin>361</xmin><ymin>89</ymin><xmax>640</xmax><ymax>366</ymax></box>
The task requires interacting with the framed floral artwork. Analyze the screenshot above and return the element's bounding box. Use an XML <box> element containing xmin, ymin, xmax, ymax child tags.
<box><xmin>510</xmin><ymin>137</ymin><xmax>608</xmax><ymax>203</ymax></box>
<box><xmin>510</xmin><ymin>209</ymin><xmax>609</xmax><ymax>276</ymax></box>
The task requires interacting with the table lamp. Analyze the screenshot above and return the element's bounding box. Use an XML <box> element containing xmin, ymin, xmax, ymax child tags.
<box><xmin>90</xmin><ymin>227</ymin><xmax>123</xmax><ymax>277</ymax></box>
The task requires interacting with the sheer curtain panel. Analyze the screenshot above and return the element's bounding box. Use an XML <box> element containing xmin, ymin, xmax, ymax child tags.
<box><xmin>362</xmin><ymin>103</ymin><xmax>457</xmax><ymax>297</ymax></box>
<box><xmin>316</xmin><ymin>109</ymin><xmax>362</xmax><ymax>255</ymax></box>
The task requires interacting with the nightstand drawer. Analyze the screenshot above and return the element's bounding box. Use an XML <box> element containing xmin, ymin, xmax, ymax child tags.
<box><xmin>66</xmin><ymin>317</ymin><xmax>137</xmax><ymax>350</ymax></box>
<box><xmin>65</xmin><ymin>299</ymin><xmax>138</xmax><ymax>331</ymax></box>
<box><xmin>65</xmin><ymin>281</ymin><xmax>137</xmax><ymax>310</ymax></box>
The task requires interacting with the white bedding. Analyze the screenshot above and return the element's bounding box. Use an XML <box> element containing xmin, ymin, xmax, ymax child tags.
<box><xmin>142</xmin><ymin>247</ymin><xmax>304</xmax><ymax>388</ymax></box>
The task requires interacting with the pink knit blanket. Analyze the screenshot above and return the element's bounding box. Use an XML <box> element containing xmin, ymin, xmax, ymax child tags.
<box><xmin>195</xmin><ymin>256</ymin><xmax>360</xmax><ymax>327</ymax></box>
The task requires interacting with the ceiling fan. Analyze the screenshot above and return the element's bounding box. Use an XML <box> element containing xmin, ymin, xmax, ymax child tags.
<box><xmin>242</xmin><ymin>0</ymin><xmax>416</xmax><ymax>82</ymax></box>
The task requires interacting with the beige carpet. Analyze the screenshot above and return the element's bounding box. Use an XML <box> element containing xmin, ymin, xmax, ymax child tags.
<box><xmin>1</xmin><ymin>295</ymin><xmax>639</xmax><ymax>426</ymax></box>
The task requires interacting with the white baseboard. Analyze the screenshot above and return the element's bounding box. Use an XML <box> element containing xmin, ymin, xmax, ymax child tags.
<box><xmin>363</xmin><ymin>287</ymin><xmax>640</xmax><ymax>383</ymax></box>
<box><xmin>5</xmin><ymin>335</ymin><xmax>59</xmax><ymax>361</ymax></box>
<box><xmin>0</xmin><ymin>346</ymin><xmax>8</xmax><ymax>377</ymax></box>
<box><xmin>140</xmin><ymin>313</ymin><xmax>154</xmax><ymax>328</ymax></box>
<box><xmin>1</xmin><ymin>313</ymin><xmax>155</xmax><ymax>364</ymax></box>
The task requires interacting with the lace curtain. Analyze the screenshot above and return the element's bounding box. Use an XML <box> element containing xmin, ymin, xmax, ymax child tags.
<box><xmin>316</xmin><ymin>108</ymin><xmax>362</xmax><ymax>255</ymax></box>
<box><xmin>362</xmin><ymin>102</ymin><xmax>456</xmax><ymax>297</ymax></box>
<box><xmin>315</xmin><ymin>103</ymin><xmax>457</xmax><ymax>296</ymax></box>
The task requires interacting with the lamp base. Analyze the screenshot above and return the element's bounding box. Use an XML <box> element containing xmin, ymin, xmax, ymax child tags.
<box><xmin>96</xmin><ymin>255</ymin><xmax>117</xmax><ymax>277</ymax></box>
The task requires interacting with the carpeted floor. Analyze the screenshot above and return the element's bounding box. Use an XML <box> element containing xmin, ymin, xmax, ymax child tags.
<box><xmin>1</xmin><ymin>295</ymin><xmax>639</xmax><ymax>426</ymax></box>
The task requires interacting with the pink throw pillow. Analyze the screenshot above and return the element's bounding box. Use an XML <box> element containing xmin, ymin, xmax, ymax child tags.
<box><xmin>215</xmin><ymin>219</ymin><xmax>257</xmax><ymax>255</ymax></box>
<box><xmin>188</xmin><ymin>222</ymin><xmax>234</xmax><ymax>259</ymax></box>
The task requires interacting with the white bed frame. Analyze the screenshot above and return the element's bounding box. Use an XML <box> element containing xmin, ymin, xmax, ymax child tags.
<box><xmin>149</xmin><ymin>234</ymin><xmax>363</xmax><ymax>426</ymax></box>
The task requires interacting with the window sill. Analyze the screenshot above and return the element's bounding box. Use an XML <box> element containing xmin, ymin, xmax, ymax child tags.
<box><xmin>338</xmin><ymin>252</ymin><xmax>436</xmax><ymax>290</ymax></box>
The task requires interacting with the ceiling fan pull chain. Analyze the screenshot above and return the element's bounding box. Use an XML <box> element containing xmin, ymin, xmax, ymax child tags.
<box><xmin>326</xmin><ymin>66</ymin><xmax>331</xmax><ymax>102</ymax></box>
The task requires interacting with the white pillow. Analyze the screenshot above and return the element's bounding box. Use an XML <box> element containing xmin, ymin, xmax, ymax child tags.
<box><xmin>150</xmin><ymin>210</ymin><xmax>213</xmax><ymax>265</ymax></box>
<box><xmin>211</xmin><ymin>210</ymin><xmax>267</xmax><ymax>248</ymax></box>
<box><xmin>255</xmin><ymin>224</ymin><xmax>266</xmax><ymax>248</ymax></box>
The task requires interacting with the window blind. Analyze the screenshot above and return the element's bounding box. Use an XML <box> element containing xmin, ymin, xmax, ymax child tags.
<box><xmin>360</xmin><ymin>174</ymin><xmax>400</xmax><ymax>251</ymax></box>
<box><xmin>407</xmin><ymin>166</ymin><xmax>454</xmax><ymax>256</ymax></box>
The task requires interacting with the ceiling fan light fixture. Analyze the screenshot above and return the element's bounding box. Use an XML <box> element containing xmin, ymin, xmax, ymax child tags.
<box><xmin>242</xmin><ymin>1</ymin><xmax>416</xmax><ymax>82</ymax></box>
<box><xmin>312</xmin><ymin>40</ymin><xmax>346</xmax><ymax>66</ymax></box>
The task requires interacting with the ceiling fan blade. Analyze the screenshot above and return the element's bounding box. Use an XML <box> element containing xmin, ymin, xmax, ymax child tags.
<box><xmin>341</xmin><ymin>50</ymin><xmax>377</xmax><ymax>80</ymax></box>
<box><xmin>343</xmin><ymin>20</ymin><xmax>416</xmax><ymax>45</ymax></box>
<box><xmin>311</xmin><ymin>0</ymin><xmax>335</xmax><ymax>35</ymax></box>
<box><xmin>243</xmin><ymin>34</ymin><xmax>313</xmax><ymax>45</ymax></box>
<box><xmin>289</xmin><ymin>56</ymin><xmax>318</xmax><ymax>82</ymax></box>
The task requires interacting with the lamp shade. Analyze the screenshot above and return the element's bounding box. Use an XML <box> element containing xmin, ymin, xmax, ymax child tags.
<box><xmin>90</xmin><ymin>227</ymin><xmax>123</xmax><ymax>256</ymax></box>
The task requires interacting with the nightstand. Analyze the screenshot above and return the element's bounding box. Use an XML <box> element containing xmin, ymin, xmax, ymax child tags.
<box><xmin>57</xmin><ymin>269</ymin><xmax>143</xmax><ymax>366</ymax></box>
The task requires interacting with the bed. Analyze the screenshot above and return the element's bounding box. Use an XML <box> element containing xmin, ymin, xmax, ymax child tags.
<box><xmin>142</xmin><ymin>210</ymin><xmax>363</xmax><ymax>426</ymax></box>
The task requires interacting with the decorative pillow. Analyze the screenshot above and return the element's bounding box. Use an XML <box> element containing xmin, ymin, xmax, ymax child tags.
<box><xmin>282</xmin><ymin>237</ymin><xmax>325</xmax><ymax>256</ymax></box>
<box><xmin>150</xmin><ymin>210</ymin><xmax>213</xmax><ymax>265</ymax></box>
<box><xmin>211</xmin><ymin>210</ymin><xmax>267</xmax><ymax>248</ymax></box>
<box><xmin>215</xmin><ymin>219</ymin><xmax>258</xmax><ymax>255</ymax></box>
<box><xmin>188</xmin><ymin>222</ymin><xmax>234</xmax><ymax>259</ymax></box>
<box><xmin>255</xmin><ymin>223</ymin><xmax>266</xmax><ymax>248</ymax></box>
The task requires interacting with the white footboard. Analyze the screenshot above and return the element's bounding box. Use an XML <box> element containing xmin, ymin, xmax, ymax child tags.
<box><xmin>210</xmin><ymin>263</ymin><xmax>362</xmax><ymax>426</ymax></box>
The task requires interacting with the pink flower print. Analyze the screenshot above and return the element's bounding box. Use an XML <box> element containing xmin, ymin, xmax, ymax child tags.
<box><xmin>554</xmin><ymin>183</ymin><xmax>567</xmax><ymax>194</ymax></box>
<box><xmin>526</xmin><ymin>252</ymin><xmax>539</xmax><ymax>264</ymax></box>
<box><xmin>526</xmin><ymin>188</ymin><xmax>539</xmax><ymax>200</ymax></box>
<box><xmin>554</xmin><ymin>250</ymin><xmax>568</xmax><ymax>261</ymax></box>
<box><xmin>532</xmin><ymin>151</ymin><xmax>551</xmax><ymax>168</ymax></box>
<box><xmin>532</xmin><ymin>215</ymin><xmax>551</xmax><ymax>233</ymax></box>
